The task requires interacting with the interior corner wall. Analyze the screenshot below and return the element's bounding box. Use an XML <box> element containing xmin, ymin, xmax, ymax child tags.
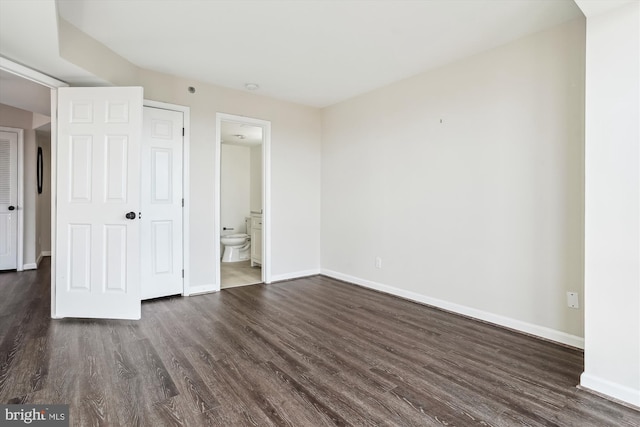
<box><xmin>581</xmin><ymin>2</ymin><xmax>640</xmax><ymax>407</ymax></box>
<box><xmin>250</xmin><ymin>145</ymin><xmax>263</xmax><ymax>213</ymax></box>
<box><xmin>321</xmin><ymin>18</ymin><xmax>586</xmax><ymax>346</ymax></box>
<box><xmin>57</xmin><ymin>18</ymin><xmax>140</xmax><ymax>86</ymax></box>
<box><xmin>0</xmin><ymin>103</ymin><xmax>38</xmax><ymax>268</ymax></box>
<box><xmin>221</xmin><ymin>144</ymin><xmax>251</xmax><ymax>234</ymax></box>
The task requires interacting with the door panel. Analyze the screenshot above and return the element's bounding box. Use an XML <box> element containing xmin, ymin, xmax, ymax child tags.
<box><xmin>56</xmin><ymin>87</ymin><xmax>143</xmax><ymax>319</ymax></box>
<box><xmin>152</xmin><ymin>220</ymin><xmax>173</xmax><ymax>273</ymax></box>
<box><xmin>105</xmin><ymin>136</ymin><xmax>129</xmax><ymax>201</ymax></box>
<box><xmin>141</xmin><ymin>106</ymin><xmax>183</xmax><ymax>300</ymax></box>
<box><xmin>68</xmin><ymin>223</ymin><xmax>91</xmax><ymax>290</ymax></box>
<box><xmin>104</xmin><ymin>224</ymin><xmax>127</xmax><ymax>291</ymax></box>
<box><xmin>0</xmin><ymin>131</ymin><xmax>18</xmax><ymax>270</ymax></box>
<box><xmin>69</xmin><ymin>136</ymin><xmax>92</xmax><ymax>201</ymax></box>
<box><xmin>151</xmin><ymin>148</ymin><xmax>172</xmax><ymax>202</ymax></box>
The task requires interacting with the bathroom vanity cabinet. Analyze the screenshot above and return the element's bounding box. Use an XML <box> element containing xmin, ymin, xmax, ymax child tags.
<box><xmin>251</xmin><ymin>213</ymin><xmax>262</xmax><ymax>267</ymax></box>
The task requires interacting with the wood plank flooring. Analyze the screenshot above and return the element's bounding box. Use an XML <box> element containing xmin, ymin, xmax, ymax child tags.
<box><xmin>1</xmin><ymin>258</ymin><xmax>638</xmax><ymax>426</ymax></box>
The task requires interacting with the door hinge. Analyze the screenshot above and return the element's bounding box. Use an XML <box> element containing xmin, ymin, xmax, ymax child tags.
<box><xmin>182</xmin><ymin>269</ymin><xmax>184</xmax><ymax>278</ymax></box>
<box><xmin>182</xmin><ymin>128</ymin><xmax>185</xmax><ymax>136</ymax></box>
<box><xmin>182</xmin><ymin>198</ymin><xmax>184</xmax><ymax>207</ymax></box>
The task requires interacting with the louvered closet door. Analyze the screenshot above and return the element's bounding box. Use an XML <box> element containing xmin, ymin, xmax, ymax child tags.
<box><xmin>0</xmin><ymin>130</ymin><xmax>18</xmax><ymax>270</ymax></box>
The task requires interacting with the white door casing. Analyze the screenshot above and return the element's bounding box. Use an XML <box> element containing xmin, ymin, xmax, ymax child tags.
<box><xmin>214</xmin><ymin>113</ymin><xmax>271</xmax><ymax>289</ymax></box>
<box><xmin>0</xmin><ymin>130</ymin><xmax>18</xmax><ymax>270</ymax></box>
<box><xmin>56</xmin><ymin>87</ymin><xmax>143</xmax><ymax>319</ymax></box>
<box><xmin>141</xmin><ymin>106</ymin><xmax>183</xmax><ymax>300</ymax></box>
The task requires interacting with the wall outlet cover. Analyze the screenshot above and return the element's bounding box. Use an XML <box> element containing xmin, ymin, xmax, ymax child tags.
<box><xmin>567</xmin><ymin>292</ymin><xmax>579</xmax><ymax>309</ymax></box>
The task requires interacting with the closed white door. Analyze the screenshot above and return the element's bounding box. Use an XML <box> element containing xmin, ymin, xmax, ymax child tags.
<box><xmin>56</xmin><ymin>87</ymin><xmax>143</xmax><ymax>320</ymax></box>
<box><xmin>140</xmin><ymin>106</ymin><xmax>183</xmax><ymax>300</ymax></box>
<box><xmin>0</xmin><ymin>130</ymin><xmax>18</xmax><ymax>270</ymax></box>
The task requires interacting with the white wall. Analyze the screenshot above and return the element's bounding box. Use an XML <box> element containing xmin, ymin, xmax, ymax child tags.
<box><xmin>321</xmin><ymin>18</ymin><xmax>586</xmax><ymax>346</ymax></box>
<box><xmin>250</xmin><ymin>145</ymin><xmax>263</xmax><ymax>213</ymax></box>
<box><xmin>580</xmin><ymin>1</ymin><xmax>640</xmax><ymax>407</ymax></box>
<box><xmin>140</xmin><ymin>70</ymin><xmax>322</xmax><ymax>286</ymax></box>
<box><xmin>0</xmin><ymin>103</ymin><xmax>39</xmax><ymax>268</ymax></box>
<box><xmin>35</xmin><ymin>131</ymin><xmax>52</xmax><ymax>259</ymax></box>
<box><xmin>35</xmin><ymin>133</ymin><xmax>42</xmax><ymax>260</ymax></box>
<box><xmin>23</xmin><ymin>129</ymin><xmax>36</xmax><ymax>268</ymax></box>
<box><xmin>221</xmin><ymin>144</ymin><xmax>250</xmax><ymax>235</ymax></box>
<box><xmin>57</xmin><ymin>25</ymin><xmax>323</xmax><ymax>288</ymax></box>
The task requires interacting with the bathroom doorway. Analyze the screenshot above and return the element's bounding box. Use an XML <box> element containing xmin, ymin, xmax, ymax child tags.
<box><xmin>215</xmin><ymin>114</ymin><xmax>271</xmax><ymax>289</ymax></box>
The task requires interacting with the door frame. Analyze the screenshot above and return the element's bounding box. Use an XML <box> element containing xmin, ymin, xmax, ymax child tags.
<box><xmin>0</xmin><ymin>57</ymin><xmax>67</xmax><ymax>318</ymax></box>
<box><xmin>142</xmin><ymin>100</ymin><xmax>191</xmax><ymax>296</ymax></box>
<box><xmin>0</xmin><ymin>126</ymin><xmax>24</xmax><ymax>271</ymax></box>
<box><xmin>215</xmin><ymin>113</ymin><xmax>271</xmax><ymax>289</ymax></box>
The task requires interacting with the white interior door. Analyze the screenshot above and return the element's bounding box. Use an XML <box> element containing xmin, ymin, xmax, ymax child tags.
<box><xmin>56</xmin><ymin>87</ymin><xmax>143</xmax><ymax>319</ymax></box>
<box><xmin>0</xmin><ymin>130</ymin><xmax>18</xmax><ymax>270</ymax></box>
<box><xmin>140</xmin><ymin>106</ymin><xmax>184</xmax><ymax>299</ymax></box>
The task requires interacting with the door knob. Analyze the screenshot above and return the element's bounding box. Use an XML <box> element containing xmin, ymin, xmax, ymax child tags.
<box><xmin>7</xmin><ymin>206</ymin><xmax>15</xmax><ymax>211</ymax></box>
<box><xmin>125</xmin><ymin>211</ymin><xmax>136</xmax><ymax>220</ymax></box>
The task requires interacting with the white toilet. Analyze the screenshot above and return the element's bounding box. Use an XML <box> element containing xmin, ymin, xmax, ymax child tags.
<box><xmin>220</xmin><ymin>234</ymin><xmax>251</xmax><ymax>262</ymax></box>
<box><xmin>221</xmin><ymin>218</ymin><xmax>252</xmax><ymax>262</ymax></box>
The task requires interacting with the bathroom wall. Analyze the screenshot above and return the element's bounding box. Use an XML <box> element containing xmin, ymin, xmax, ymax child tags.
<box><xmin>321</xmin><ymin>18</ymin><xmax>586</xmax><ymax>347</ymax></box>
<box><xmin>221</xmin><ymin>144</ymin><xmax>250</xmax><ymax>235</ymax></box>
<box><xmin>250</xmin><ymin>145</ymin><xmax>262</xmax><ymax>213</ymax></box>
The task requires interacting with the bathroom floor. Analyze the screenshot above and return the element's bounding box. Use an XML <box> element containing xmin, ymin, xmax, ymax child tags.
<box><xmin>221</xmin><ymin>260</ymin><xmax>262</xmax><ymax>288</ymax></box>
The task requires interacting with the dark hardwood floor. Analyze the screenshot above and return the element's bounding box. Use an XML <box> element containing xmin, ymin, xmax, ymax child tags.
<box><xmin>1</xmin><ymin>258</ymin><xmax>638</xmax><ymax>426</ymax></box>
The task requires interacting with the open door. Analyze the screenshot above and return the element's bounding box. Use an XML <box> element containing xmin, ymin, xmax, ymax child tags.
<box><xmin>56</xmin><ymin>87</ymin><xmax>143</xmax><ymax>319</ymax></box>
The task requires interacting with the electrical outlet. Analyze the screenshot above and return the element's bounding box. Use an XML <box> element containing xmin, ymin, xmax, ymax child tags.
<box><xmin>375</xmin><ymin>257</ymin><xmax>382</xmax><ymax>269</ymax></box>
<box><xmin>567</xmin><ymin>292</ymin><xmax>579</xmax><ymax>309</ymax></box>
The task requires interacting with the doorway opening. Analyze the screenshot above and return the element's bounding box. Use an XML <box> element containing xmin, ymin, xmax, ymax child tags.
<box><xmin>0</xmin><ymin>63</ymin><xmax>60</xmax><ymax>275</ymax></box>
<box><xmin>215</xmin><ymin>113</ymin><xmax>271</xmax><ymax>289</ymax></box>
<box><xmin>0</xmin><ymin>57</ymin><xmax>69</xmax><ymax>318</ymax></box>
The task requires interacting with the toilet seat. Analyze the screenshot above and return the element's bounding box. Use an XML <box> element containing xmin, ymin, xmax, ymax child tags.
<box><xmin>224</xmin><ymin>233</ymin><xmax>249</xmax><ymax>239</ymax></box>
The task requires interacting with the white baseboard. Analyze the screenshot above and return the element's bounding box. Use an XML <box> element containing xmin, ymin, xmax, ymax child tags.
<box><xmin>34</xmin><ymin>251</ymin><xmax>51</xmax><ymax>267</ymax></box>
<box><xmin>22</xmin><ymin>251</ymin><xmax>50</xmax><ymax>270</ymax></box>
<box><xmin>185</xmin><ymin>284</ymin><xmax>218</xmax><ymax>296</ymax></box>
<box><xmin>270</xmin><ymin>269</ymin><xmax>320</xmax><ymax>283</ymax></box>
<box><xmin>580</xmin><ymin>372</ymin><xmax>640</xmax><ymax>408</ymax></box>
<box><xmin>321</xmin><ymin>269</ymin><xmax>585</xmax><ymax>349</ymax></box>
<box><xmin>23</xmin><ymin>263</ymin><xmax>37</xmax><ymax>270</ymax></box>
